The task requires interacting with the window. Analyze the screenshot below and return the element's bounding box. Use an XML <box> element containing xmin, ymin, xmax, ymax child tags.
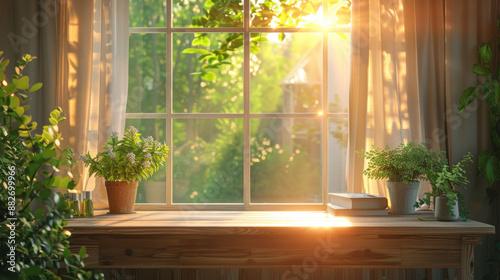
<box><xmin>126</xmin><ymin>0</ymin><xmax>350</xmax><ymax>210</ymax></box>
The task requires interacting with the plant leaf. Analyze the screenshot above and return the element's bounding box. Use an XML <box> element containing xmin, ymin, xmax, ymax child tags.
<box><xmin>478</xmin><ymin>150</ymin><xmax>491</xmax><ymax>176</ymax></box>
<box><xmin>201</xmin><ymin>71</ymin><xmax>216</xmax><ymax>81</ymax></box>
<box><xmin>336</xmin><ymin>32</ymin><xmax>347</xmax><ymax>39</ymax></box>
<box><xmin>278</xmin><ymin>32</ymin><xmax>286</xmax><ymax>42</ymax></box>
<box><xmin>472</xmin><ymin>64</ymin><xmax>492</xmax><ymax>77</ymax></box>
<box><xmin>458</xmin><ymin>86</ymin><xmax>478</xmax><ymax>112</ymax></box>
<box><xmin>483</xmin><ymin>79</ymin><xmax>500</xmax><ymax>105</ymax></box>
<box><xmin>192</xmin><ymin>36</ymin><xmax>210</xmax><ymax>47</ymax></box>
<box><xmin>485</xmin><ymin>154</ymin><xmax>500</xmax><ymax>185</ymax></box>
<box><xmin>478</xmin><ymin>42</ymin><xmax>492</xmax><ymax>65</ymax></box>
<box><xmin>15</xmin><ymin>75</ymin><xmax>30</xmax><ymax>90</ymax></box>
<box><xmin>29</xmin><ymin>82</ymin><xmax>43</xmax><ymax>92</ymax></box>
<box><xmin>182</xmin><ymin>48</ymin><xmax>210</xmax><ymax>55</ymax></box>
<box><xmin>79</xmin><ymin>246</ymin><xmax>87</xmax><ymax>258</ymax></box>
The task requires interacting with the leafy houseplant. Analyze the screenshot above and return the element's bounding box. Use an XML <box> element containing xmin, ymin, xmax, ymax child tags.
<box><xmin>415</xmin><ymin>153</ymin><xmax>474</xmax><ymax>221</ymax></box>
<box><xmin>358</xmin><ymin>142</ymin><xmax>445</xmax><ymax>214</ymax></box>
<box><xmin>458</xmin><ymin>16</ymin><xmax>500</xmax><ymax>199</ymax></box>
<box><xmin>0</xmin><ymin>52</ymin><xmax>103</xmax><ymax>279</ymax></box>
<box><xmin>80</xmin><ymin>126</ymin><xmax>169</xmax><ymax>213</ymax></box>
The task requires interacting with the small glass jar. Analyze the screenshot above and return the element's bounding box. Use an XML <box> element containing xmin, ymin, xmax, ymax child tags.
<box><xmin>82</xmin><ymin>191</ymin><xmax>94</xmax><ymax>218</ymax></box>
<box><xmin>68</xmin><ymin>192</ymin><xmax>81</xmax><ymax>217</ymax></box>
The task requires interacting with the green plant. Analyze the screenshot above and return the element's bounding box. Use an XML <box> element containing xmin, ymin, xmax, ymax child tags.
<box><xmin>458</xmin><ymin>16</ymin><xmax>500</xmax><ymax>198</ymax></box>
<box><xmin>415</xmin><ymin>153</ymin><xmax>474</xmax><ymax>219</ymax></box>
<box><xmin>80</xmin><ymin>126</ymin><xmax>169</xmax><ymax>182</ymax></box>
<box><xmin>357</xmin><ymin>142</ymin><xmax>446</xmax><ymax>184</ymax></box>
<box><xmin>0</xmin><ymin>52</ymin><xmax>103</xmax><ymax>279</ymax></box>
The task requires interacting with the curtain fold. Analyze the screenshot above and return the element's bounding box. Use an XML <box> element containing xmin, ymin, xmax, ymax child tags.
<box><xmin>348</xmin><ymin>0</ymin><xmax>494</xmax><ymax>216</ymax></box>
<box><xmin>56</xmin><ymin>0</ymin><xmax>129</xmax><ymax>209</ymax></box>
<box><xmin>347</xmin><ymin>0</ymin><xmax>423</xmax><ymax>196</ymax></box>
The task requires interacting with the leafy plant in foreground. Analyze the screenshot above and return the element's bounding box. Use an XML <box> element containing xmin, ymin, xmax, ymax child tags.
<box><xmin>0</xmin><ymin>51</ymin><xmax>103</xmax><ymax>279</ymax></box>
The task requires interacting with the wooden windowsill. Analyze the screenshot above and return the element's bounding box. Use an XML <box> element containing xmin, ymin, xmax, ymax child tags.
<box><xmin>66</xmin><ymin>210</ymin><xmax>494</xmax><ymax>235</ymax></box>
<box><xmin>66</xmin><ymin>210</ymin><xmax>494</xmax><ymax>277</ymax></box>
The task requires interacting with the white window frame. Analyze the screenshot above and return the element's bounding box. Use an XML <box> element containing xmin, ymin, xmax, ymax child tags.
<box><xmin>128</xmin><ymin>0</ymin><xmax>350</xmax><ymax>211</ymax></box>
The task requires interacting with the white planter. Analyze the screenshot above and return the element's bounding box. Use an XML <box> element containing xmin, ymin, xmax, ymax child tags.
<box><xmin>434</xmin><ymin>197</ymin><xmax>459</xmax><ymax>221</ymax></box>
<box><xmin>386</xmin><ymin>181</ymin><xmax>420</xmax><ymax>214</ymax></box>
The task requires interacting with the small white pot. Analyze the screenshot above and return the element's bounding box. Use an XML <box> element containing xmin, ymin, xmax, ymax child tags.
<box><xmin>434</xmin><ymin>196</ymin><xmax>459</xmax><ymax>221</ymax></box>
<box><xmin>386</xmin><ymin>181</ymin><xmax>420</xmax><ymax>214</ymax></box>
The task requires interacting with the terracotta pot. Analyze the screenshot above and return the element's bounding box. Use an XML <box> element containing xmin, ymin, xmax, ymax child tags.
<box><xmin>105</xmin><ymin>181</ymin><xmax>139</xmax><ymax>214</ymax></box>
<box><xmin>386</xmin><ymin>181</ymin><xmax>420</xmax><ymax>214</ymax></box>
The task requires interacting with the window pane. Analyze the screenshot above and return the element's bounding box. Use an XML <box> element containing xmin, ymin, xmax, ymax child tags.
<box><xmin>327</xmin><ymin>0</ymin><xmax>351</xmax><ymax>27</ymax></box>
<box><xmin>328</xmin><ymin>118</ymin><xmax>348</xmax><ymax>193</ymax></box>
<box><xmin>129</xmin><ymin>0</ymin><xmax>166</xmax><ymax>27</ymax></box>
<box><xmin>250</xmin><ymin>33</ymin><xmax>322</xmax><ymax>114</ymax></box>
<box><xmin>173</xmin><ymin>0</ymin><xmax>243</xmax><ymax>27</ymax></box>
<box><xmin>173</xmin><ymin>118</ymin><xmax>243</xmax><ymax>203</ymax></box>
<box><xmin>251</xmin><ymin>0</ymin><xmax>322</xmax><ymax>28</ymax></box>
<box><xmin>250</xmin><ymin>118</ymin><xmax>322</xmax><ymax>203</ymax></box>
<box><xmin>328</xmin><ymin>33</ymin><xmax>350</xmax><ymax>113</ymax></box>
<box><xmin>128</xmin><ymin>33</ymin><xmax>167</xmax><ymax>113</ymax></box>
<box><xmin>124</xmin><ymin>119</ymin><xmax>167</xmax><ymax>204</ymax></box>
<box><xmin>173</xmin><ymin>33</ymin><xmax>244</xmax><ymax>113</ymax></box>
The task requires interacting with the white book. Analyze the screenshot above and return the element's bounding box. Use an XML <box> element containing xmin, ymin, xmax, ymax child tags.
<box><xmin>327</xmin><ymin>204</ymin><xmax>389</xmax><ymax>216</ymax></box>
<box><xmin>328</xmin><ymin>193</ymin><xmax>388</xmax><ymax>210</ymax></box>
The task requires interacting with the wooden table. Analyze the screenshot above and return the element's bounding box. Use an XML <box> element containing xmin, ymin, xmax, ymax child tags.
<box><xmin>67</xmin><ymin>211</ymin><xmax>494</xmax><ymax>280</ymax></box>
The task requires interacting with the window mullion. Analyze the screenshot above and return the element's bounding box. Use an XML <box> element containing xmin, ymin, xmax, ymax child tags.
<box><xmin>243</xmin><ymin>0</ymin><xmax>251</xmax><ymax>208</ymax></box>
<box><xmin>322</xmin><ymin>0</ymin><xmax>329</xmax><ymax>206</ymax></box>
<box><xmin>166</xmin><ymin>0</ymin><xmax>173</xmax><ymax>206</ymax></box>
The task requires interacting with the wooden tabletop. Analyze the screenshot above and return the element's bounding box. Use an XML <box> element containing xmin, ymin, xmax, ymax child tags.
<box><xmin>66</xmin><ymin>210</ymin><xmax>495</xmax><ymax>236</ymax></box>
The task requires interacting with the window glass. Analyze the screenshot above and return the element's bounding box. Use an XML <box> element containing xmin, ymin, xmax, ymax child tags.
<box><xmin>127</xmin><ymin>0</ymin><xmax>351</xmax><ymax>209</ymax></box>
<box><xmin>173</xmin><ymin>33</ymin><xmax>244</xmax><ymax>113</ymax></box>
<box><xmin>129</xmin><ymin>0</ymin><xmax>166</xmax><ymax>27</ymax></box>
<box><xmin>250</xmin><ymin>33</ymin><xmax>323</xmax><ymax>114</ymax></box>
<box><xmin>173</xmin><ymin>0</ymin><xmax>243</xmax><ymax>27</ymax></box>
<box><xmin>128</xmin><ymin>33</ymin><xmax>167</xmax><ymax>113</ymax></box>
<box><xmin>251</xmin><ymin>0</ymin><xmax>323</xmax><ymax>28</ymax></box>
<box><xmin>251</xmin><ymin>118</ymin><xmax>322</xmax><ymax>203</ymax></box>
<box><xmin>173</xmin><ymin>118</ymin><xmax>244</xmax><ymax>203</ymax></box>
<box><xmin>328</xmin><ymin>118</ymin><xmax>348</xmax><ymax>193</ymax></box>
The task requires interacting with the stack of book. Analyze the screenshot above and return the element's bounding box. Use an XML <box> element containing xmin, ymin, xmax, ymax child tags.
<box><xmin>327</xmin><ymin>193</ymin><xmax>389</xmax><ymax>216</ymax></box>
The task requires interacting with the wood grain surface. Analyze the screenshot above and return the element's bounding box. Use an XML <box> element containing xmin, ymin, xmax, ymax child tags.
<box><xmin>66</xmin><ymin>210</ymin><xmax>494</xmax><ymax>278</ymax></box>
<box><xmin>66</xmin><ymin>210</ymin><xmax>494</xmax><ymax>235</ymax></box>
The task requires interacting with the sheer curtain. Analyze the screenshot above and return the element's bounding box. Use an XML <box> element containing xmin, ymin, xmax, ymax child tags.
<box><xmin>0</xmin><ymin>0</ymin><xmax>128</xmax><ymax>209</ymax></box>
<box><xmin>347</xmin><ymin>0</ymin><xmax>494</xmax><ymax>201</ymax></box>
<box><xmin>348</xmin><ymin>0</ymin><xmax>423</xmax><ymax>196</ymax></box>
<box><xmin>56</xmin><ymin>0</ymin><xmax>129</xmax><ymax>209</ymax></box>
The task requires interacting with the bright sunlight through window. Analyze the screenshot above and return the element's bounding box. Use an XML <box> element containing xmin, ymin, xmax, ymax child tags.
<box><xmin>126</xmin><ymin>0</ymin><xmax>351</xmax><ymax>210</ymax></box>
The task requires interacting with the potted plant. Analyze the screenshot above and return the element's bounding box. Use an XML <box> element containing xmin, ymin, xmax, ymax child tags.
<box><xmin>0</xmin><ymin>52</ymin><xmax>103</xmax><ymax>279</ymax></box>
<box><xmin>80</xmin><ymin>127</ymin><xmax>169</xmax><ymax>213</ymax></box>
<box><xmin>358</xmin><ymin>142</ymin><xmax>445</xmax><ymax>214</ymax></box>
<box><xmin>415</xmin><ymin>153</ymin><xmax>474</xmax><ymax>221</ymax></box>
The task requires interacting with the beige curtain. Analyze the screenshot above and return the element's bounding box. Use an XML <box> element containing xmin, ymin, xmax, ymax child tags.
<box><xmin>348</xmin><ymin>0</ymin><xmax>495</xmax><ymax>200</ymax></box>
<box><xmin>0</xmin><ymin>0</ymin><xmax>59</xmax><ymax>128</ymax></box>
<box><xmin>0</xmin><ymin>0</ymin><xmax>128</xmax><ymax>209</ymax></box>
<box><xmin>56</xmin><ymin>0</ymin><xmax>129</xmax><ymax>209</ymax></box>
<box><xmin>348</xmin><ymin>0</ymin><xmax>423</xmax><ymax>196</ymax></box>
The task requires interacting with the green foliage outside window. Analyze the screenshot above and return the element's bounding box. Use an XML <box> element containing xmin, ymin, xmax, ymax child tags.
<box><xmin>128</xmin><ymin>0</ymin><xmax>351</xmax><ymax>203</ymax></box>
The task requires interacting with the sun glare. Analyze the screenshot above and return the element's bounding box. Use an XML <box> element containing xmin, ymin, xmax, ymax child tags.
<box><xmin>268</xmin><ymin>212</ymin><xmax>352</xmax><ymax>227</ymax></box>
